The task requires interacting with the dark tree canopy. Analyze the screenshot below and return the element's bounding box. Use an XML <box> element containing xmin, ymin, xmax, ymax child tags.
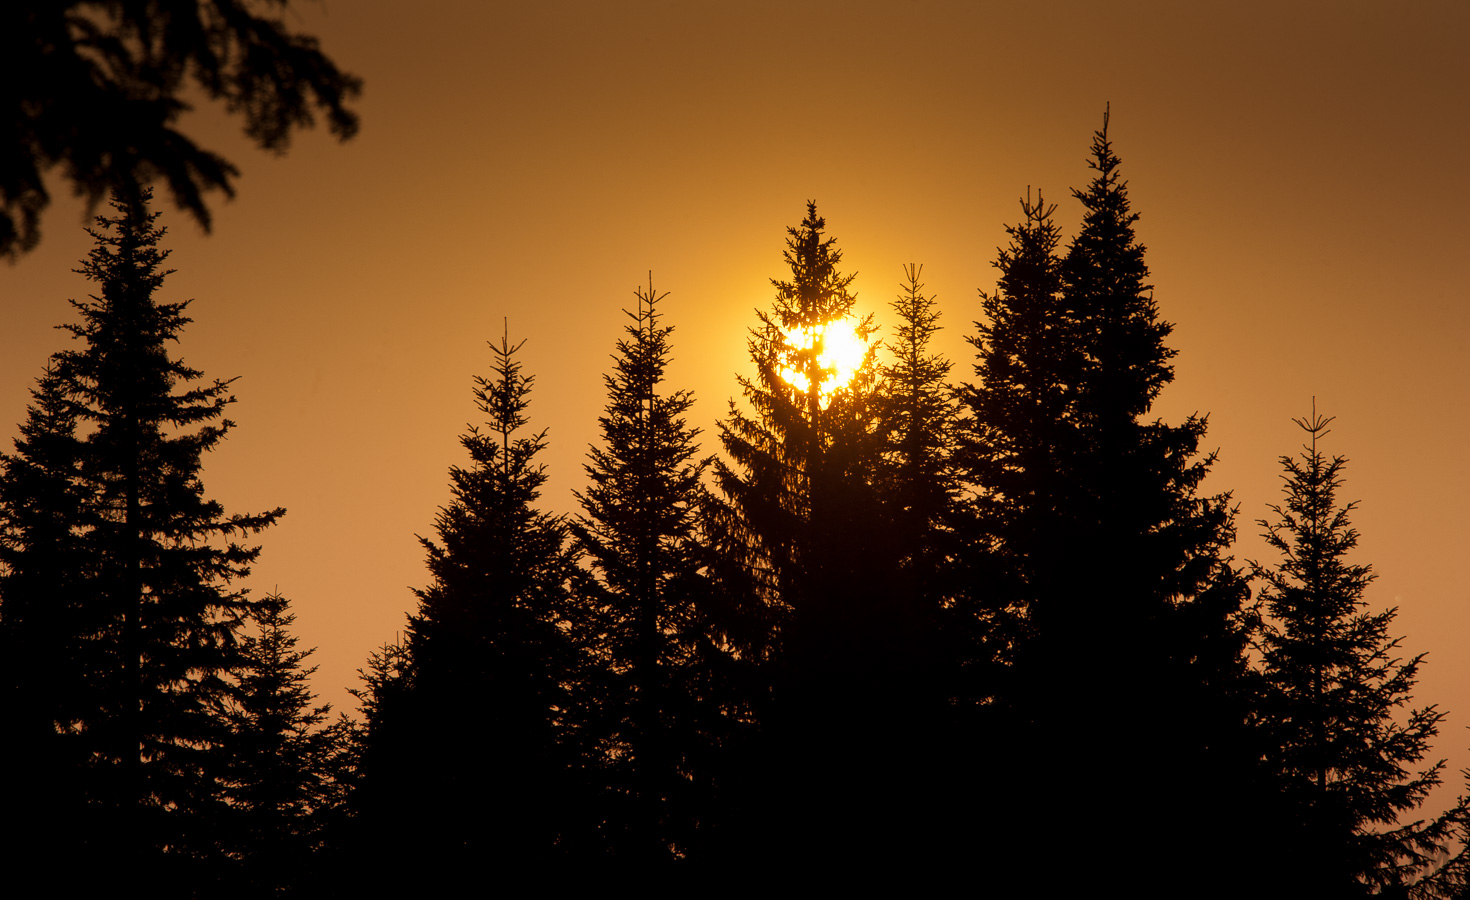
<box><xmin>955</xmin><ymin>116</ymin><xmax>1259</xmax><ymax>885</ymax></box>
<box><xmin>347</xmin><ymin>325</ymin><xmax>583</xmax><ymax>887</ymax></box>
<box><xmin>876</xmin><ymin>262</ymin><xmax>957</xmax><ymax>589</ymax></box>
<box><xmin>570</xmin><ymin>276</ymin><xmax>725</xmax><ymax>865</ymax></box>
<box><xmin>714</xmin><ymin>200</ymin><xmax>884</xmax><ymax>637</ymax></box>
<box><xmin>1254</xmin><ymin>407</ymin><xmax>1468</xmax><ymax>894</ymax></box>
<box><xmin>956</xmin><ymin>187</ymin><xmax>1078</xmax><ymax>662</ymax></box>
<box><xmin>713</xmin><ymin>203</ymin><xmax>958</xmax><ymax>872</ymax></box>
<box><xmin>1</xmin><ymin>1</ymin><xmax>361</xmax><ymax>259</ymax></box>
<box><xmin>0</xmin><ymin>190</ymin><xmax>282</xmax><ymax>888</ymax></box>
<box><xmin>220</xmin><ymin>590</ymin><xmax>340</xmax><ymax>896</ymax></box>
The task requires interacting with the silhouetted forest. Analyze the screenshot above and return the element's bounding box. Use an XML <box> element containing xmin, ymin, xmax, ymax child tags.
<box><xmin>5</xmin><ymin>115</ymin><xmax>1470</xmax><ymax>898</ymax></box>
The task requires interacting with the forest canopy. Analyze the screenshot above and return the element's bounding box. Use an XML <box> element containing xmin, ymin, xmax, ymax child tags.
<box><xmin>1</xmin><ymin>114</ymin><xmax>1465</xmax><ymax>897</ymax></box>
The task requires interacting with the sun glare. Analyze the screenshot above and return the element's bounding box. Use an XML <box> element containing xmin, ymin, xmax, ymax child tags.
<box><xmin>777</xmin><ymin>317</ymin><xmax>868</xmax><ymax>407</ymax></box>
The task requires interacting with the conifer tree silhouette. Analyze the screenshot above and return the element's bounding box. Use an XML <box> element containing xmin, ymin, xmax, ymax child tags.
<box><xmin>876</xmin><ymin>263</ymin><xmax>958</xmax><ymax>611</ymax></box>
<box><xmin>570</xmin><ymin>276</ymin><xmax>724</xmax><ymax>867</ymax></box>
<box><xmin>955</xmin><ymin>188</ymin><xmax>1080</xmax><ymax>682</ymax></box>
<box><xmin>714</xmin><ymin>202</ymin><xmax>923</xmax><ymax>870</ymax></box>
<box><xmin>1053</xmin><ymin>112</ymin><xmax>1252</xmax><ymax>797</ymax></box>
<box><xmin>352</xmin><ymin>325</ymin><xmax>582</xmax><ymax>886</ymax></box>
<box><xmin>1254</xmin><ymin>407</ymin><xmax>1468</xmax><ymax>895</ymax></box>
<box><xmin>0</xmin><ymin>190</ymin><xmax>282</xmax><ymax>890</ymax></box>
<box><xmin>714</xmin><ymin>201</ymin><xmax>885</xmax><ymax>655</ymax></box>
<box><xmin>220</xmin><ymin>590</ymin><xmax>342</xmax><ymax>896</ymax></box>
<box><xmin>0</xmin><ymin>364</ymin><xmax>94</xmax><ymax>879</ymax></box>
<box><xmin>958</xmin><ymin>117</ymin><xmax>1255</xmax><ymax>884</ymax></box>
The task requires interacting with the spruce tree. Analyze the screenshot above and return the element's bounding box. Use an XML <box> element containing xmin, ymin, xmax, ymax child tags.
<box><xmin>220</xmin><ymin>590</ymin><xmax>341</xmax><ymax>896</ymax></box>
<box><xmin>714</xmin><ymin>201</ymin><xmax>884</xmax><ymax>650</ymax></box>
<box><xmin>876</xmin><ymin>263</ymin><xmax>957</xmax><ymax>602</ymax></box>
<box><xmin>1254</xmin><ymin>408</ymin><xmax>1468</xmax><ymax>895</ymax></box>
<box><xmin>715</xmin><ymin>202</ymin><xmax>929</xmax><ymax>870</ymax></box>
<box><xmin>570</xmin><ymin>276</ymin><xmax>720</xmax><ymax>866</ymax></box>
<box><xmin>351</xmin><ymin>326</ymin><xmax>582</xmax><ymax>885</ymax></box>
<box><xmin>958</xmin><ymin>120</ymin><xmax>1256</xmax><ymax>882</ymax></box>
<box><xmin>0</xmin><ymin>364</ymin><xmax>93</xmax><ymax>875</ymax></box>
<box><xmin>955</xmin><ymin>188</ymin><xmax>1080</xmax><ymax>673</ymax></box>
<box><xmin>0</xmin><ymin>191</ymin><xmax>282</xmax><ymax>890</ymax></box>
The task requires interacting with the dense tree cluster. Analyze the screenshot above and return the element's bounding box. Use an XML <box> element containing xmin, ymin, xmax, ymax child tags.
<box><xmin>3</xmin><ymin>116</ymin><xmax>1467</xmax><ymax>897</ymax></box>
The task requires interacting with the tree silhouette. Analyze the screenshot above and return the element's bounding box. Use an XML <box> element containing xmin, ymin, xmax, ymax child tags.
<box><xmin>2</xmin><ymin>1</ymin><xmax>361</xmax><ymax>258</ymax></box>
<box><xmin>350</xmin><ymin>325</ymin><xmax>583</xmax><ymax>887</ymax></box>
<box><xmin>958</xmin><ymin>117</ymin><xmax>1256</xmax><ymax>883</ymax></box>
<box><xmin>570</xmin><ymin>276</ymin><xmax>725</xmax><ymax>867</ymax></box>
<box><xmin>1253</xmin><ymin>407</ymin><xmax>1468</xmax><ymax>895</ymax></box>
<box><xmin>955</xmin><ymin>188</ymin><xmax>1079</xmax><ymax>679</ymax></box>
<box><xmin>714</xmin><ymin>201</ymin><xmax>884</xmax><ymax>651</ymax></box>
<box><xmin>0</xmin><ymin>363</ymin><xmax>95</xmax><ymax>881</ymax></box>
<box><xmin>0</xmin><ymin>190</ymin><xmax>283</xmax><ymax>889</ymax></box>
<box><xmin>714</xmin><ymin>202</ymin><xmax>936</xmax><ymax>870</ymax></box>
<box><xmin>876</xmin><ymin>263</ymin><xmax>958</xmax><ymax>608</ymax></box>
<box><xmin>219</xmin><ymin>590</ymin><xmax>341</xmax><ymax>896</ymax></box>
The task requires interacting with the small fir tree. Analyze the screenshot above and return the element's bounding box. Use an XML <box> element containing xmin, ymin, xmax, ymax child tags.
<box><xmin>1254</xmin><ymin>407</ymin><xmax>1468</xmax><ymax>895</ymax></box>
<box><xmin>876</xmin><ymin>263</ymin><xmax>957</xmax><ymax>598</ymax></box>
<box><xmin>220</xmin><ymin>590</ymin><xmax>340</xmax><ymax>896</ymax></box>
<box><xmin>0</xmin><ymin>363</ymin><xmax>94</xmax><ymax>871</ymax></box>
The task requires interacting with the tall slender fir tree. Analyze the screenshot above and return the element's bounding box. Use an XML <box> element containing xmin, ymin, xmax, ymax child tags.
<box><xmin>714</xmin><ymin>201</ymin><xmax>884</xmax><ymax>653</ymax></box>
<box><xmin>570</xmin><ymin>276</ymin><xmax>724</xmax><ymax>867</ymax></box>
<box><xmin>876</xmin><ymin>263</ymin><xmax>958</xmax><ymax>605</ymax></box>
<box><xmin>955</xmin><ymin>188</ymin><xmax>1080</xmax><ymax>679</ymax></box>
<box><xmin>0</xmin><ymin>191</ymin><xmax>283</xmax><ymax>890</ymax></box>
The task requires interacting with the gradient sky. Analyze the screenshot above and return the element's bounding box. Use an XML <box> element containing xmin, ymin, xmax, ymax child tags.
<box><xmin>4</xmin><ymin>0</ymin><xmax>1469</xmax><ymax>802</ymax></box>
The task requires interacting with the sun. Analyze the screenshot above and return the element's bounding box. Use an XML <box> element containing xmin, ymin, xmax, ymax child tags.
<box><xmin>777</xmin><ymin>316</ymin><xmax>869</xmax><ymax>407</ymax></box>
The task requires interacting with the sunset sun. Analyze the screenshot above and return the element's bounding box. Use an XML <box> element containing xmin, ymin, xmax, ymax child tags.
<box><xmin>777</xmin><ymin>316</ymin><xmax>869</xmax><ymax>406</ymax></box>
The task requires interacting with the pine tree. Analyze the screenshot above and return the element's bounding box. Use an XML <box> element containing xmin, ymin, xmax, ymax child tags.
<box><xmin>715</xmin><ymin>202</ymin><xmax>932</xmax><ymax>870</ymax></box>
<box><xmin>570</xmin><ymin>275</ymin><xmax>721</xmax><ymax>866</ymax></box>
<box><xmin>1254</xmin><ymin>408</ymin><xmax>1468</xmax><ymax>895</ymax></box>
<box><xmin>0</xmin><ymin>363</ymin><xmax>94</xmax><ymax>873</ymax></box>
<box><xmin>714</xmin><ymin>200</ymin><xmax>884</xmax><ymax>649</ymax></box>
<box><xmin>0</xmin><ymin>190</ymin><xmax>283</xmax><ymax>889</ymax></box>
<box><xmin>876</xmin><ymin>263</ymin><xmax>957</xmax><ymax>600</ymax></box>
<box><xmin>351</xmin><ymin>325</ymin><xmax>582</xmax><ymax>885</ymax></box>
<box><xmin>220</xmin><ymin>590</ymin><xmax>341</xmax><ymax>896</ymax></box>
<box><xmin>958</xmin><ymin>120</ymin><xmax>1256</xmax><ymax>883</ymax></box>
<box><xmin>955</xmin><ymin>188</ymin><xmax>1080</xmax><ymax>672</ymax></box>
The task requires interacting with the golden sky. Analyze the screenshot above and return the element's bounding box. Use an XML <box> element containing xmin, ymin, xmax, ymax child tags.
<box><xmin>4</xmin><ymin>0</ymin><xmax>1468</xmax><ymax>794</ymax></box>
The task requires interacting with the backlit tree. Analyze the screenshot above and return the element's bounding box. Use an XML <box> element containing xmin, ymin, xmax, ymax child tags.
<box><xmin>571</xmin><ymin>276</ymin><xmax>725</xmax><ymax>865</ymax></box>
<box><xmin>220</xmin><ymin>590</ymin><xmax>341</xmax><ymax>895</ymax></box>
<box><xmin>1254</xmin><ymin>408</ymin><xmax>1468</xmax><ymax>895</ymax></box>
<box><xmin>957</xmin><ymin>116</ymin><xmax>1256</xmax><ymax>885</ymax></box>
<box><xmin>0</xmin><ymin>190</ymin><xmax>282</xmax><ymax>889</ymax></box>
<box><xmin>713</xmin><ymin>202</ymin><xmax>925</xmax><ymax>869</ymax></box>
<box><xmin>349</xmin><ymin>325</ymin><xmax>583</xmax><ymax>887</ymax></box>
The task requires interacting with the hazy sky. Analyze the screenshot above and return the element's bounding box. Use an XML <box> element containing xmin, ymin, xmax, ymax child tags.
<box><xmin>4</xmin><ymin>0</ymin><xmax>1468</xmax><ymax>800</ymax></box>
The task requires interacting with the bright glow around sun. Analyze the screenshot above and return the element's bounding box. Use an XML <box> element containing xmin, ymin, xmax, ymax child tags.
<box><xmin>777</xmin><ymin>317</ymin><xmax>868</xmax><ymax>407</ymax></box>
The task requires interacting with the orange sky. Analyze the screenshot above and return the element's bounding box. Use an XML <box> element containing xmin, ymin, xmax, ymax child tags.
<box><xmin>4</xmin><ymin>0</ymin><xmax>1469</xmax><ymax>801</ymax></box>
